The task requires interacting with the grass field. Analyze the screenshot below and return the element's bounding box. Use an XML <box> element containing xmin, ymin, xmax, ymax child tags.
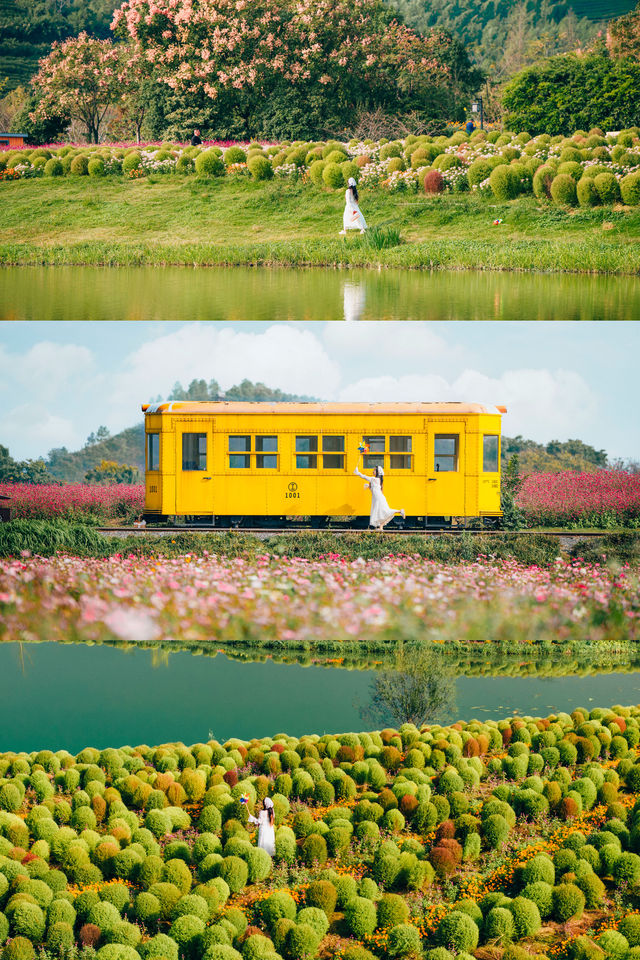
<box><xmin>3</xmin><ymin>177</ymin><xmax>640</xmax><ymax>273</ymax></box>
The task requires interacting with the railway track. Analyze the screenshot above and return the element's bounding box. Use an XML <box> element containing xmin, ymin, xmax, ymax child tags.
<box><xmin>97</xmin><ymin>526</ymin><xmax>615</xmax><ymax>546</ymax></box>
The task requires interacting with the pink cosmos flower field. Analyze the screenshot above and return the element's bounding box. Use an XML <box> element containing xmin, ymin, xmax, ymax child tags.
<box><xmin>0</xmin><ymin>554</ymin><xmax>637</xmax><ymax>652</ymax></box>
<box><xmin>0</xmin><ymin>483</ymin><xmax>144</xmax><ymax>521</ymax></box>
<box><xmin>2</xmin><ymin>469</ymin><xmax>639</xmax><ymax>526</ymax></box>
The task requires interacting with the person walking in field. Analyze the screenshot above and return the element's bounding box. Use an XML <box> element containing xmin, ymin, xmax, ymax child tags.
<box><xmin>340</xmin><ymin>177</ymin><xmax>367</xmax><ymax>235</ymax></box>
<box><xmin>354</xmin><ymin>464</ymin><xmax>405</xmax><ymax>530</ymax></box>
<box><xmin>248</xmin><ymin>797</ymin><xmax>276</xmax><ymax>856</ymax></box>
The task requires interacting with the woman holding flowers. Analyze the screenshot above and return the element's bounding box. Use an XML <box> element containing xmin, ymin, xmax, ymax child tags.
<box><xmin>340</xmin><ymin>177</ymin><xmax>367</xmax><ymax>235</ymax></box>
<box><xmin>248</xmin><ymin>797</ymin><xmax>276</xmax><ymax>855</ymax></box>
<box><xmin>354</xmin><ymin>465</ymin><xmax>405</xmax><ymax>530</ymax></box>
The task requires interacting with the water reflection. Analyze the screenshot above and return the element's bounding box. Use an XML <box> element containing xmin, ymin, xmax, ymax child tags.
<box><xmin>2</xmin><ymin>266</ymin><xmax>640</xmax><ymax>322</ymax></box>
<box><xmin>2</xmin><ymin>639</ymin><xmax>640</xmax><ymax>752</ymax></box>
<box><xmin>343</xmin><ymin>281</ymin><xmax>366</xmax><ymax>322</ymax></box>
<box><xmin>361</xmin><ymin>647</ymin><xmax>455</xmax><ymax>728</ymax></box>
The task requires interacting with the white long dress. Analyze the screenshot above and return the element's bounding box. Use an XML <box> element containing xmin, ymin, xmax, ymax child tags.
<box><xmin>354</xmin><ymin>468</ymin><xmax>403</xmax><ymax>529</ymax></box>
<box><xmin>343</xmin><ymin>189</ymin><xmax>367</xmax><ymax>232</ymax></box>
<box><xmin>248</xmin><ymin>810</ymin><xmax>275</xmax><ymax>856</ymax></box>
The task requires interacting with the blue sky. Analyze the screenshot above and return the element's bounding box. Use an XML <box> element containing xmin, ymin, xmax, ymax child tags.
<box><xmin>0</xmin><ymin>319</ymin><xmax>638</xmax><ymax>461</ymax></box>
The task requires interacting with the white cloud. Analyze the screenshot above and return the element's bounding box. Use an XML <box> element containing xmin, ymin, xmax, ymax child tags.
<box><xmin>323</xmin><ymin>317</ymin><xmax>450</xmax><ymax>362</ymax></box>
<box><xmin>339</xmin><ymin>367</ymin><xmax>596</xmax><ymax>443</ymax></box>
<box><xmin>0</xmin><ymin>404</ymin><xmax>79</xmax><ymax>459</ymax></box>
<box><xmin>0</xmin><ymin>341</ymin><xmax>95</xmax><ymax>401</ymax></box>
<box><xmin>108</xmin><ymin>323</ymin><xmax>340</xmax><ymax>419</ymax></box>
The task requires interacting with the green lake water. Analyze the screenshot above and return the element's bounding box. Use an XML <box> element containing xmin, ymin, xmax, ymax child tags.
<box><xmin>2</xmin><ymin>265</ymin><xmax>640</xmax><ymax>322</ymax></box>
<box><xmin>2</xmin><ymin>641</ymin><xmax>640</xmax><ymax>752</ymax></box>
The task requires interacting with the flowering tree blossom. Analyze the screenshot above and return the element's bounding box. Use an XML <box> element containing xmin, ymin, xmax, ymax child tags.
<box><xmin>112</xmin><ymin>0</ymin><xmax>452</xmax><ymax>136</ymax></box>
<box><xmin>30</xmin><ymin>32</ymin><xmax>121</xmax><ymax>143</ymax></box>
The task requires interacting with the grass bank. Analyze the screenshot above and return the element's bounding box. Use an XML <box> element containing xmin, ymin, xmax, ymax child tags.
<box><xmin>3</xmin><ymin>176</ymin><xmax>640</xmax><ymax>273</ymax></box>
<box><xmin>2</xmin><ymin>520</ymin><xmax>639</xmax><ymax>565</ymax></box>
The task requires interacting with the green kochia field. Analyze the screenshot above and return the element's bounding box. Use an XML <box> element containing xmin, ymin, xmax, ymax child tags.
<box><xmin>3</xmin><ymin>178</ymin><xmax>640</xmax><ymax>273</ymax></box>
<box><xmin>1</xmin><ymin>705</ymin><xmax>640</xmax><ymax>960</ymax></box>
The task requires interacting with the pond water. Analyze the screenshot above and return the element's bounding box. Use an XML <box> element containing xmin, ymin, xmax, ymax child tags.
<box><xmin>3</xmin><ymin>641</ymin><xmax>640</xmax><ymax>753</ymax></box>
<box><xmin>2</xmin><ymin>265</ymin><xmax>640</xmax><ymax>322</ymax></box>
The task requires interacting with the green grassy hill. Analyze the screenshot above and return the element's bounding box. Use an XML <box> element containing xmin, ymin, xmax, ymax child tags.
<box><xmin>392</xmin><ymin>0</ymin><xmax>637</xmax><ymax>72</ymax></box>
<box><xmin>0</xmin><ymin>0</ymin><xmax>118</xmax><ymax>92</ymax></box>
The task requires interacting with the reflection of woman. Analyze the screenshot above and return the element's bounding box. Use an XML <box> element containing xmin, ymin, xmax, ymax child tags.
<box><xmin>354</xmin><ymin>465</ymin><xmax>405</xmax><ymax>530</ymax></box>
<box><xmin>248</xmin><ymin>797</ymin><xmax>275</xmax><ymax>856</ymax></box>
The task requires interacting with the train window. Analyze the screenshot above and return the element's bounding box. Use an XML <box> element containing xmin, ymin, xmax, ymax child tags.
<box><xmin>229</xmin><ymin>436</ymin><xmax>250</xmax><ymax>452</ymax></box>
<box><xmin>483</xmin><ymin>435</ymin><xmax>499</xmax><ymax>472</ymax></box>
<box><xmin>390</xmin><ymin>436</ymin><xmax>412</xmax><ymax>469</ymax></box>
<box><xmin>322</xmin><ymin>436</ymin><xmax>344</xmax><ymax>469</ymax></box>
<box><xmin>363</xmin><ymin>435</ymin><xmax>385</xmax><ymax>469</ymax></box>
<box><xmin>434</xmin><ymin>435</ymin><xmax>458</xmax><ymax>472</ymax></box>
<box><xmin>182</xmin><ymin>433</ymin><xmax>207</xmax><ymax>471</ymax></box>
<box><xmin>296</xmin><ymin>436</ymin><xmax>318</xmax><ymax>469</ymax></box>
<box><xmin>229</xmin><ymin>435</ymin><xmax>250</xmax><ymax>469</ymax></box>
<box><xmin>147</xmin><ymin>433</ymin><xmax>160</xmax><ymax>471</ymax></box>
<box><xmin>255</xmin><ymin>436</ymin><xmax>278</xmax><ymax>469</ymax></box>
<box><xmin>256</xmin><ymin>436</ymin><xmax>277</xmax><ymax>452</ymax></box>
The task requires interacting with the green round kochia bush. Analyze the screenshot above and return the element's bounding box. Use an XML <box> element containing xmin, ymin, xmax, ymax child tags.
<box><xmin>550</xmin><ymin>174</ymin><xmax>577</xmax><ymax>205</ymax></box>
<box><xmin>88</xmin><ymin>901</ymin><xmax>122</xmax><ymax>935</ymax></box>
<box><xmin>483</xmin><ymin>907</ymin><xmax>515</xmax><ymax>943</ymax></box>
<box><xmin>467</xmin><ymin>159</ymin><xmax>493</xmax><ymax>187</ymax></box>
<box><xmin>175</xmin><ymin>155</ymin><xmax>194</xmax><ymax>174</ymax></box>
<box><xmin>521</xmin><ymin>854</ymin><xmax>555</xmax><ymax>886</ymax></box>
<box><xmin>0</xmin><ymin>783</ymin><xmax>22</xmax><ymax>811</ymax></box>
<box><xmin>344</xmin><ymin>896</ymin><xmax>377</xmax><ymax>938</ymax></box>
<box><xmin>96</xmin><ymin>946</ymin><xmax>141</xmax><ymax>960</ymax></box>
<box><xmin>122</xmin><ymin>153</ymin><xmax>141</xmax><ymax>173</ymax></box>
<box><xmin>169</xmin><ymin>913</ymin><xmax>205</xmax><ymax>951</ymax></box>
<box><xmin>3</xmin><ymin>937</ymin><xmax>36</xmax><ymax>960</ymax></box>
<box><xmin>305</xmin><ymin>880</ymin><xmax>337</xmax><ymax>917</ymax></box>
<box><xmin>509</xmin><ymin>897</ymin><xmax>541</xmax><ymax>937</ymax></box>
<box><xmin>532</xmin><ymin>165</ymin><xmax>555</xmax><ymax>199</ymax></box>
<box><xmin>325</xmin><ymin>148</ymin><xmax>349</xmax><ymax>165</ymax></box>
<box><xmin>576</xmin><ymin>872</ymin><xmax>605</xmax><ymax>909</ymax></box>
<box><xmin>322</xmin><ymin>162</ymin><xmax>345</xmax><ymax>189</ymax></box>
<box><xmin>302</xmin><ymin>833</ymin><xmax>328</xmax><ymax>866</ymax></box>
<box><xmin>195</xmin><ymin>150</ymin><xmax>225</xmax><ymax>177</ymax></box>
<box><xmin>377</xmin><ymin>893</ymin><xmax>410</xmax><ymax>929</ymax></box>
<box><xmin>47</xmin><ymin>899</ymin><xmax>76</xmax><ymax>926</ymax></box>
<box><xmin>296</xmin><ymin>906</ymin><xmax>329</xmax><ymax>939</ymax></box>
<box><xmin>521</xmin><ymin>882</ymin><xmax>553</xmax><ymax>919</ymax></box>
<box><xmin>69</xmin><ymin>154</ymin><xmax>89</xmax><ymax>176</ymax></box>
<box><xmin>247</xmin><ymin>155</ymin><xmax>273</xmax><ymax>181</ymax></box>
<box><xmin>436</xmin><ymin>910</ymin><xmax>480</xmax><ymax>951</ymax></box>
<box><xmin>552</xmin><ymin>883</ymin><xmax>585</xmax><ymax>922</ymax></box>
<box><xmin>557</xmin><ymin>161</ymin><xmax>583</xmax><ymax>181</ymax></box>
<box><xmin>489</xmin><ymin>164</ymin><xmax>521</xmax><ymax>200</ymax></box>
<box><xmin>0</xmin><ymin>911</ymin><xmax>9</xmax><ymax>943</ymax></box>
<box><xmin>260</xmin><ymin>890</ymin><xmax>297</xmax><ymax>930</ymax></box>
<box><xmin>218</xmin><ymin>856</ymin><xmax>248</xmax><ymax>894</ymax></box>
<box><xmin>88</xmin><ymin>158</ymin><xmax>105</xmax><ymax>177</ymax></box>
<box><xmin>285</xmin><ymin>922</ymin><xmax>321</xmax><ymax>960</ymax></box>
<box><xmin>10</xmin><ymin>902</ymin><xmax>46</xmax><ymax>941</ymax></box>
<box><xmin>594</xmin><ymin>173</ymin><xmax>621</xmax><ymax>204</ymax></box>
<box><xmin>387</xmin><ymin>923</ymin><xmax>423</xmax><ymax>957</ymax></box>
<box><xmin>44</xmin><ymin>158</ymin><xmax>64</xmax><ymax>177</ymax></box>
<box><xmin>134</xmin><ymin>892</ymin><xmax>161</xmax><ymax>924</ymax></box>
<box><xmin>621</xmin><ymin>172</ymin><xmax>640</xmax><ymax>205</ymax></box>
<box><xmin>619</xmin><ymin>915</ymin><xmax>640</xmax><ymax>946</ymax></box>
<box><xmin>596</xmin><ymin>930</ymin><xmax>629</xmax><ymax>960</ymax></box>
<box><xmin>577</xmin><ymin>178</ymin><xmax>599</xmax><ymax>207</ymax></box>
<box><xmin>613</xmin><ymin>852</ymin><xmax>640</xmax><ymax>884</ymax></box>
<box><xmin>200</xmin><ymin>945</ymin><xmax>242</xmax><ymax>960</ymax></box>
<box><xmin>482</xmin><ymin>814</ymin><xmax>510</xmax><ymax>849</ymax></box>
<box><xmin>223</xmin><ymin>146</ymin><xmax>247</xmax><ymax>164</ymax></box>
<box><xmin>139</xmin><ymin>933</ymin><xmax>179</xmax><ymax>960</ymax></box>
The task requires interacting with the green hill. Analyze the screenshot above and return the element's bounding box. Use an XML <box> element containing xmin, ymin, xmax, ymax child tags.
<box><xmin>0</xmin><ymin>0</ymin><xmax>118</xmax><ymax>92</ymax></box>
<box><xmin>391</xmin><ymin>0</ymin><xmax>637</xmax><ymax>74</ymax></box>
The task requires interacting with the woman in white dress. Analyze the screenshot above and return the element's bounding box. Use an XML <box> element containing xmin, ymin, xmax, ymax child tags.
<box><xmin>248</xmin><ymin>796</ymin><xmax>275</xmax><ymax>856</ymax></box>
<box><xmin>340</xmin><ymin>177</ymin><xmax>367</xmax><ymax>235</ymax></box>
<box><xmin>354</xmin><ymin>465</ymin><xmax>405</xmax><ymax>530</ymax></box>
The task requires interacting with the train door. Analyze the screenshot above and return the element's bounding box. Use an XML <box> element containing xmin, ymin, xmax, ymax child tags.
<box><xmin>175</xmin><ymin>419</ymin><xmax>213</xmax><ymax>516</ymax></box>
<box><xmin>426</xmin><ymin>420</ymin><xmax>466</xmax><ymax>518</ymax></box>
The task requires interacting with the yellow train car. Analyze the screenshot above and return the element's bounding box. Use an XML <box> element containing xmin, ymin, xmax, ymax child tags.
<box><xmin>141</xmin><ymin>401</ymin><xmax>506</xmax><ymax>527</ymax></box>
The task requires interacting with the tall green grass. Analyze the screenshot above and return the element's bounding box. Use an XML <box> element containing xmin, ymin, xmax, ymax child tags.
<box><xmin>4</xmin><ymin>519</ymin><xmax>638</xmax><ymax>565</ymax></box>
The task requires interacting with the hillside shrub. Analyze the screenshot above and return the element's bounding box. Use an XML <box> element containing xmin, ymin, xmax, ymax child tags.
<box><xmin>550</xmin><ymin>174</ymin><xmax>577</xmax><ymax>205</ymax></box>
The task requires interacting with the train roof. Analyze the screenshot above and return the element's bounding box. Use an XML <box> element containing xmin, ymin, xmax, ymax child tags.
<box><xmin>142</xmin><ymin>401</ymin><xmax>507</xmax><ymax>416</ymax></box>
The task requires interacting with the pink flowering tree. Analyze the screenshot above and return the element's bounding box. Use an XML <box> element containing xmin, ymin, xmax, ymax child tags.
<box><xmin>112</xmin><ymin>0</ymin><xmax>453</xmax><ymax>138</ymax></box>
<box><xmin>30</xmin><ymin>32</ymin><xmax>122</xmax><ymax>143</ymax></box>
